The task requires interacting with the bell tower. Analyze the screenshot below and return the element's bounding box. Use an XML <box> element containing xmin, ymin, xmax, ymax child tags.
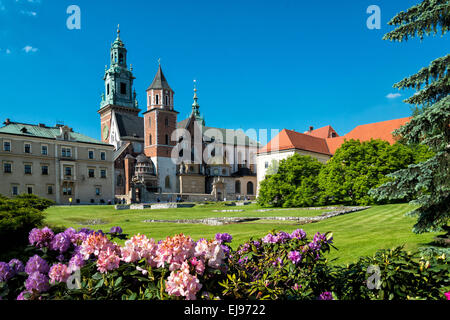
<box><xmin>98</xmin><ymin>25</ymin><xmax>140</xmax><ymax>144</ymax></box>
<box><xmin>143</xmin><ymin>63</ymin><xmax>178</xmax><ymax>192</ymax></box>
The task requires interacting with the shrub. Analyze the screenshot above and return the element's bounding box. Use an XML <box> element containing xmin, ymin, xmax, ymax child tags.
<box><xmin>332</xmin><ymin>246</ymin><xmax>450</xmax><ymax>300</ymax></box>
<box><xmin>0</xmin><ymin>226</ymin><xmax>448</xmax><ymax>300</ymax></box>
<box><xmin>219</xmin><ymin>229</ymin><xmax>335</xmax><ymax>299</ymax></box>
<box><xmin>0</xmin><ymin>194</ymin><xmax>54</xmax><ymax>257</ymax></box>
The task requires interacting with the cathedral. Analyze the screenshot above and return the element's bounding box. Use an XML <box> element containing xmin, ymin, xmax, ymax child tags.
<box><xmin>98</xmin><ymin>27</ymin><xmax>259</xmax><ymax>203</ymax></box>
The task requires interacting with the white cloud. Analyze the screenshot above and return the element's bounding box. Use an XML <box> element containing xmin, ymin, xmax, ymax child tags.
<box><xmin>386</xmin><ymin>93</ymin><xmax>401</xmax><ymax>99</ymax></box>
<box><xmin>6</xmin><ymin>49</ymin><xmax>11</xmax><ymax>54</ymax></box>
<box><xmin>23</xmin><ymin>45</ymin><xmax>38</xmax><ymax>53</ymax></box>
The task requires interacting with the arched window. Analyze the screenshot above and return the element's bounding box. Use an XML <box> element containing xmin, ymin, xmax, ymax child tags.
<box><xmin>119</xmin><ymin>53</ymin><xmax>124</xmax><ymax>64</ymax></box>
<box><xmin>247</xmin><ymin>181</ymin><xmax>254</xmax><ymax>195</ymax></box>
<box><xmin>107</xmin><ymin>84</ymin><xmax>110</xmax><ymax>95</ymax></box>
<box><xmin>149</xmin><ymin>134</ymin><xmax>152</xmax><ymax>145</ymax></box>
<box><xmin>179</xmin><ymin>149</ymin><xmax>184</xmax><ymax>157</ymax></box>
<box><xmin>165</xmin><ymin>134</ymin><xmax>169</xmax><ymax>145</ymax></box>
<box><xmin>165</xmin><ymin>176</ymin><xmax>171</xmax><ymax>189</ymax></box>
<box><xmin>165</xmin><ymin>95</ymin><xmax>169</xmax><ymax>105</ymax></box>
<box><xmin>148</xmin><ymin>118</ymin><xmax>151</xmax><ymax>128</ymax></box>
<box><xmin>235</xmin><ymin>181</ymin><xmax>241</xmax><ymax>194</ymax></box>
<box><xmin>155</xmin><ymin>95</ymin><xmax>159</xmax><ymax>105</ymax></box>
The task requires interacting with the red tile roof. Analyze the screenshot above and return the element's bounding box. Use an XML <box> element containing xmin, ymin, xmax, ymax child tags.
<box><xmin>258</xmin><ymin>129</ymin><xmax>331</xmax><ymax>155</ymax></box>
<box><xmin>258</xmin><ymin>117</ymin><xmax>412</xmax><ymax>156</ymax></box>
<box><xmin>304</xmin><ymin>125</ymin><xmax>339</xmax><ymax>139</ymax></box>
<box><xmin>326</xmin><ymin>117</ymin><xmax>412</xmax><ymax>154</ymax></box>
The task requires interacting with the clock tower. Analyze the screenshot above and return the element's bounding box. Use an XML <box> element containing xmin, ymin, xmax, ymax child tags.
<box><xmin>98</xmin><ymin>25</ymin><xmax>140</xmax><ymax>144</ymax></box>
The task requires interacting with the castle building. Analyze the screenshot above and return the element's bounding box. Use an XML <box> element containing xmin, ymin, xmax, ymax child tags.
<box><xmin>0</xmin><ymin>120</ymin><xmax>115</xmax><ymax>204</ymax></box>
<box><xmin>256</xmin><ymin>117</ymin><xmax>412</xmax><ymax>193</ymax></box>
<box><xmin>99</xmin><ymin>28</ymin><xmax>259</xmax><ymax>203</ymax></box>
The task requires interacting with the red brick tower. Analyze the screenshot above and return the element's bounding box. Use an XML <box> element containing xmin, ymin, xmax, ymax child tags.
<box><xmin>143</xmin><ymin>63</ymin><xmax>179</xmax><ymax>192</ymax></box>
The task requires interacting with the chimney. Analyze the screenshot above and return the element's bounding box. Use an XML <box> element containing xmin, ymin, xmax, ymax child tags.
<box><xmin>38</xmin><ymin>123</ymin><xmax>46</xmax><ymax>128</ymax></box>
<box><xmin>309</xmin><ymin>126</ymin><xmax>314</xmax><ymax>132</ymax></box>
<box><xmin>4</xmin><ymin>118</ymin><xmax>11</xmax><ymax>125</ymax></box>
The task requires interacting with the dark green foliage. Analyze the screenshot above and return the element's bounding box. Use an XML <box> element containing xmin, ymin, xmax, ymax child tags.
<box><xmin>257</xmin><ymin>154</ymin><xmax>324</xmax><ymax>207</ymax></box>
<box><xmin>0</xmin><ymin>194</ymin><xmax>54</xmax><ymax>256</ymax></box>
<box><xmin>371</xmin><ymin>0</ymin><xmax>449</xmax><ymax>233</ymax></box>
<box><xmin>332</xmin><ymin>246</ymin><xmax>449</xmax><ymax>300</ymax></box>
<box><xmin>319</xmin><ymin>140</ymin><xmax>416</xmax><ymax>205</ymax></box>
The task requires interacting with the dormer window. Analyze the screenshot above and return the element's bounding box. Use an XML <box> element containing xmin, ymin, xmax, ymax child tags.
<box><xmin>64</xmin><ymin>133</ymin><xmax>69</xmax><ymax>141</ymax></box>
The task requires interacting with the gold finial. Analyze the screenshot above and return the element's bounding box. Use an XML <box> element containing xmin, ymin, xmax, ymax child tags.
<box><xmin>130</xmin><ymin>63</ymin><xmax>133</xmax><ymax>71</ymax></box>
<box><xmin>117</xmin><ymin>24</ymin><xmax>120</xmax><ymax>36</ymax></box>
<box><xmin>158</xmin><ymin>58</ymin><xmax>161</xmax><ymax>66</ymax></box>
<box><xmin>193</xmin><ymin>79</ymin><xmax>198</xmax><ymax>98</ymax></box>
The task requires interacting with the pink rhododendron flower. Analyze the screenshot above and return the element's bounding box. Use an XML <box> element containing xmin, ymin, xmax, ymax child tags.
<box><xmin>48</xmin><ymin>264</ymin><xmax>71</xmax><ymax>284</ymax></box>
<box><xmin>445</xmin><ymin>292</ymin><xmax>450</xmax><ymax>300</ymax></box>
<box><xmin>190</xmin><ymin>257</ymin><xmax>205</xmax><ymax>275</ymax></box>
<box><xmin>194</xmin><ymin>239</ymin><xmax>209</xmax><ymax>258</ymax></box>
<box><xmin>165</xmin><ymin>262</ymin><xmax>202</xmax><ymax>300</ymax></box>
<box><xmin>120</xmin><ymin>234</ymin><xmax>157</xmax><ymax>267</ymax></box>
<box><xmin>205</xmin><ymin>240</ymin><xmax>225</xmax><ymax>269</ymax></box>
<box><xmin>155</xmin><ymin>234</ymin><xmax>195</xmax><ymax>271</ymax></box>
<box><xmin>80</xmin><ymin>232</ymin><xmax>118</xmax><ymax>260</ymax></box>
<box><xmin>96</xmin><ymin>247</ymin><xmax>120</xmax><ymax>273</ymax></box>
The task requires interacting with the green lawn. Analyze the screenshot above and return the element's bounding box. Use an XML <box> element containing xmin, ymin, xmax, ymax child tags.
<box><xmin>43</xmin><ymin>203</ymin><xmax>439</xmax><ymax>265</ymax></box>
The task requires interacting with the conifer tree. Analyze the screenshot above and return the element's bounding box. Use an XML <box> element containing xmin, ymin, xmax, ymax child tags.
<box><xmin>370</xmin><ymin>0</ymin><xmax>449</xmax><ymax>233</ymax></box>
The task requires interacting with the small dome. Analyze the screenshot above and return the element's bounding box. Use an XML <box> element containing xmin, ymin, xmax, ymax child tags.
<box><xmin>136</xmin><ymin>154</ymin><xmax>149</xmax><ymax>163</ymax></box>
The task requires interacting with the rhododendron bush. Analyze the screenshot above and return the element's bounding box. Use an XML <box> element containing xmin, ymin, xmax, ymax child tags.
<box><xmin>0</xmin><ymin>226</ymin><xmax>448</xmax><ymax>300</ymax></box>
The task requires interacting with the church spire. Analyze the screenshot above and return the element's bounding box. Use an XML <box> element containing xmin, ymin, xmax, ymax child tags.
<box><xmin>191</xmin><ymin>80</ymin><xmax>204</xmax><ymax>125</ymax></box>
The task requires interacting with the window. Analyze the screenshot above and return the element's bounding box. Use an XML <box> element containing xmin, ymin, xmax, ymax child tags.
<box><xmin>165</xmin><ymin>134</ymin><xmax>169</xmax><ymax>145</ymax></box>
<box><xmin>41</xmin><ymin>165</ymin><xmax>49</xmax><ymax>175</ymax></box>
<box><xmin>222</xmin><ymin>168</ymin><xmax>227</xmax><ymax>175</ymax></box>
<box><xmin>4</xmin><ymin>162</ymin><xmax>12</xmax><ymax>173</ymax></box>
<box><xmin>64</xmin><ymin>133</ymin><xmax>69</xmax><ymax>141</ymax></box>
<box><xmin>165</xmin><ymin>117</ymin><xmax>169</xmax><ymax>127</ymax></box>
<box><xmin>235</xmin><ymin>181</ymin><xmax>241</xmax><ymax>194</ymax></box>
<box><xmin>88</xmin><ymin>150</ymin><xmax>94</xmax><ymax>159</ymax></box>
<box><xmin>47</xmin><ymin>185</ymin><xmax>53</xmax><ymax>195</ymax></box>
<box><xmin>24</xmin><ymin>164</ymin><xmax>32</xmax><ymax>175</ymax></box>
<box><xmin>63</xmin><ymin>187</ymin><xmax>72</xmax><ymax>196</ymax></box>
<box><xmin>247</xmin><ymin>181</ymin><xmax>254</xmax><ymax>195</ymax></box>
<box><xmin>88</xmin><ymin>169</ymin><xmax>95</xmax><ymax>178</ymax></box>
<box><xmin>100</xmin><ymin>152</ymin><xmax>106</xmax><ymax>161</ymax></box>
<box><xmin>96</xmin><ymin>187</ymin><xmax>101</xmax><ymax>196</ymax></box>
<box><xmin>100</xmin><ymin>169</ymin><xmax>107</xmax><ymax>179</ymax></box>
<box><xmin>27</xmin><ymin>186</ymin><xmax>33</xmax><ymax>195</ymax></box>
<box><xmin>149</xmin><ymin>135</ymin><xmax>152</xmax><ymax>145</ymax></box>
<box><xmin>165</xmin><ymin>95</ymin><xmax>168</xmax><ymax>105</ymax></box>
<box><xmin>65</xmin><ymin>167</ymin><xmax>72</xmax><ymax>176</ymax></box>
<box><xmin>148</xmin><ymin>118</ymin><xmax>151</xmax><ymax>128</ymax></box>
<box><xmin>155</xmin><ymin>95</ymin><xmax>159</xmax><ymax>105</ymax></box>
<box><xmin>119</xmin><ymin>53</ymin><xmax>124</xmax><ymax>64</ymax></box>
<box><xmin>24</xmin><ymin>143</ymin><xmax>31</xmax><ymax>154</ymax></box>
<box><xmin>165</xmin><ymin>176</ymin><xmax>171</xmax><ymax>189</ymax></box>
<box><xmin>61</xmin><ymin>147</ymin><xmax>72</xmax><ymax>157</ymax></box>
<box><xmin>41</xmin><ymin>145</ymin><xmax>48</xmax><ymax>155</ymax></box>
<box><xmin>3</xmin><ymin>141</ymin><xmax>11</xmax><ymax>152</ymax></box>
<box><xmin>107</xmin><ymin>84</ymin><xmax>110</xmax><ymax>95</ymax></box>
<box><xmin>120</xmin><ymin>82</ymin><xmax>127</xmax><ymax>95</ymax></box>
<box><xmin>117</xmin><ymin>175</ymin><xmax>123</xmax><ymax>186</ymax></box>
<box><xmin>12</xmin><ymin>186</ymin><xmax>18</xmax><ymax>196</ymax></box>
<box><xmin>265</xmin><ymin>162</ymin><xmax>269</xmax><ymax>169</ymax></box>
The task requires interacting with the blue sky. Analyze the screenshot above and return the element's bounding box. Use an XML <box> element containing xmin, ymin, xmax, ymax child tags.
<box><xmin>0</xmin><ymin>0</ymin><xmax>448</xmax><ymax>142</ymax></box>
